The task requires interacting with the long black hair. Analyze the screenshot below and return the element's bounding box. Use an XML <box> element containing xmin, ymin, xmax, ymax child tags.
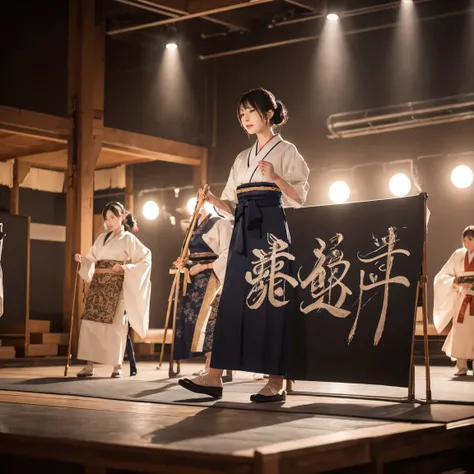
<box><xmin>102</xmin><ymin>202</ymin><xmax>139</xmax><ymax>232</ymax></box>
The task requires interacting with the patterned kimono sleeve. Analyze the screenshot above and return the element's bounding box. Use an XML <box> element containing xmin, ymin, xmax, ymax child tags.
<box><xmin>122</xmin><ymin>234</ymin><xmax>152</xmax><ymax>338</ymax></box>
<box><xmin>433</xmin><ymin>249</ymin><xmax>460</xmax><ymax>333</ymax></box>
<box><xmin>280</xmin><ymin>144</ymin><xmax>310</xmax><ymax>208</ymax></box>
<box><xmin>79</xmin><ymin>235</ymin><xmax>101</xmax><ymax>282</ymax></box>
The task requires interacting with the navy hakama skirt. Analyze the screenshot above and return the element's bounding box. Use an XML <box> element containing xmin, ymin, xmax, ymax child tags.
<box><xmin>210</xmin><ymin>182</ymin><xmax>297</xmax><ymax>376</ymax></box>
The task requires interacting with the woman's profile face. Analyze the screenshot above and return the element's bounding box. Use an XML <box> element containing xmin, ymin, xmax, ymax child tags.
<box><xmin>463</xmin><ymin>235</ymin><xmax>474</xmax><ymax>253</ymax></box>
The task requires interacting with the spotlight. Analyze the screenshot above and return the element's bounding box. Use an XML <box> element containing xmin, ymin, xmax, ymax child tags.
<box><xmin>169</xmin><ymin>216</ymin><xmax>176</xmax><ymax>226</ymax></box>
<box><xmin>187</xmin><ymin>197</ymin><xmax>217</xmax><ymax>216</ymax></box>
<box><xmin>451</xmin><ymin>165</ymin><xmax>473</xmax><ymax>189</ymax></box>
<box><xmin>166</xmin><ymin>42</ymin><xmax>177</xmax><ymax>51</ymax></box>
<box><xmin>389</xmin><ymin>173</ymin><xmax>411</xmax><ymax>197</ymax></box>
<box><xmin>329</xmin><ymin>181</ymin><xmax>350</xmax><ymax>203</ymax></box>
<box><xmin>187</xmin><ymin>197</ymin><xmax>197</xmax><ymax>215</ymax></box>
<box><xmin>174</xmin><ymin>187</ymin><xmax>180</xmax><ymax>198</ymax></box>
<box><xmin>326</xmin><ymin>13</ymin><xmax>339</xmax><ymax>21</ymax></box>
<box><xmin>142</xmin><ymin>201</ymin><xmax>159</xmax><ymax>220</ymax></box>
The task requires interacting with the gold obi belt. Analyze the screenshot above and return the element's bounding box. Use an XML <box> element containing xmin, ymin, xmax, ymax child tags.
<box><xmin>189</xmin><ymin>251</ymin><xmax>218</xmax><ymax>263</ymax></box>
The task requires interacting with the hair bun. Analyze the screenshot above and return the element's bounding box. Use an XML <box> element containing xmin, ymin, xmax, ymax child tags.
<box><xmin>273</xmin><ymin>100</ymin><xmax>288</xmax><ymax>126</ymax></box>
<box><xmin>125</xmin><ymin>213</ymin><xmax>138</xmax><ymax>232</ymax></box>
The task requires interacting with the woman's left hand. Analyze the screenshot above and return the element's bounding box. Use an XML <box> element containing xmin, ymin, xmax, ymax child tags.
<box><xmin>258</xmin><ymin>161</ymin><xmax>279</xmax><ymax>180</ymax></box>
<box><xmin>112</xmin><ymin>264</ymin><xmax>125</xmax><ymax>274</ymax></box>
<box><xmin>189</xmin><ymin>263</ymin><xmax>210</xmax><ymax>276</ymax></box>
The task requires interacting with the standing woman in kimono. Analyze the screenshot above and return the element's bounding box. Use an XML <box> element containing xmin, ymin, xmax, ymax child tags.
<box><xmin>434</xmin><ymin>225</ymin><xmax>474</xmax><ymax>376</ymax></box>
<box><xmin>173</xmin><ymin>205</ymin><xmax>232</xmax><ymax>371</ymax></box>
<box><xmin>75</xmin><ymin>202</ymin><xmax>152</xmax><ymax>378</ymax></box>
<box><xmin>179</xmin><ymin>87</ymin><xmax>310</xmax><ymax>402</ymax></box>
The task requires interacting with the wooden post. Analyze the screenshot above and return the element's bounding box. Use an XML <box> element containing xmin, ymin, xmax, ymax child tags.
<box><xmin>63</xmin><ymin>0</ymin><xmax>105</xmax><ymax>357</ymax></box>
<box><xmin>9</xmin><ymin>160</ymin><xmax>31</xmax><ymax>215</ymax></box>
<box><xmin>125</xmin><ymin>165</ymin><xmax>134</xmax><ymax>213</ymax></box>
<box><xmin>193</xmin><ymin>148</ymin><xmax>208</xmax><ymax>190</ymax></box>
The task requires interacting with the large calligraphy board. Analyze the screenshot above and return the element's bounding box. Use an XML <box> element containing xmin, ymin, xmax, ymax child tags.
<box><xmin>286</xmin><ymin>194</ymin><xmax>425</xmax><ymax>388</ymax></box>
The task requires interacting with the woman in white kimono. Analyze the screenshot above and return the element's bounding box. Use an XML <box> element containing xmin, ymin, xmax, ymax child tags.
<box><xmin>173</xmin><ymin>205</ymin><xmax>232</xmax><ymax>372</ymax></box>
<box><xmin>179</xmin><ymin>87</ymin><xmax>310</xmax><ymax>402</ymax></box>
<box><xmin>434</xmin><ymin>225</ymin><xmax>474</xmax><ymax>376</ymax></box>
<box><xmin>75</xmin><ymin>202</ymin><xmax>152</xmax><ymax>378</ymax></box>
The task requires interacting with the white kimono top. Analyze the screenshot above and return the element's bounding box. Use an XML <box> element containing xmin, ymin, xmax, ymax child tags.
<box><xmin>433</xmin><ymin>247</ymin><xmax>474</xmax><ymax>360</ymax></box>
<box><xmin>80</xmin><ymin>229</ymin><xmax>152</xmax><ymax>338</ymax></box>
<box><xmin>200</xmin><ymin>217</ymin><xmax>233</xmax><ymax>284</ymax></box>
<box><xmin>221</xmin><ymin>134</ymin><xmax>310</xmax><ymax>211</ymax></box>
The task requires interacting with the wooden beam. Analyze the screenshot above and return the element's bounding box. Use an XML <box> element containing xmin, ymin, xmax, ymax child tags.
<box><xmin>1</xmin><ymin>147</ymin><xmax>67</xmax><ymax>165</ymax></box>
<box><xmin>102</xmin><ymin>127</ymin><xmax>203</xmax><ymax>165</ymax></box>
<box><xmin>107</xmin><ymin>0</ymin><xmax>273</xmax><ymax>35</ymax></box>
<box><xmin>193</xmin><ymin>148</ymin><xmax>208</xmax><ymax>189</ymax></box>
<box><xmin>103</xmin><ymin>127</ymin><xmax>203</xmax><ymax>159</ymax></box>
<box><xmin>99</xmin><ymin>145</ymin><xmax>200</xmax><ymax>167</ymax></box>
<box><xmin>64</xmin><ymin>0</ymin><xmax>105</xmax><ymax>356</ymax></box>
<box><xmin>0</xmin><ymin>106</ymin><xmax>70</xmax><ymax>142</ymax></box>
<box><xmin>125</xmin><ymin>165</ymin><xmax>134</xmax><ymax>214</ymax></box>
<box><xmin>9</xmin><ymin>161</ymin><xmax>31</xmax><ymax>215</ymax></box>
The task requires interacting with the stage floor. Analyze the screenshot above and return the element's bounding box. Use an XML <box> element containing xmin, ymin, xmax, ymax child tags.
<box><xmin>0</xmin><ymin>363</ymin><xmax>473</xmax><ymax>474</ymax></box>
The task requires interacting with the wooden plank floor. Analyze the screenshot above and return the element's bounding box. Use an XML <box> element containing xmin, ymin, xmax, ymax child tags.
<box><xmin>0</xmin><ymin>390</ymin><xmax>452</xmax><ymax>474</ymax></box>
<box><xmin>0</xmin><ymin>363</ymin><xmax>473</xmax><ymax>473</ymax></box>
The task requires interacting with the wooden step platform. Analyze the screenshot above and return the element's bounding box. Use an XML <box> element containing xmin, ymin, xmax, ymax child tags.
<box><xmin>0</xmin><ymin>346</ymin><xmax>15</xmax><ymax>359</ymax></box>
<box><xmin>30</xmin><ymin>333</ymin><xmax>68</xmax><ymax>345</ymax></box>
<box><xmin>28</xmin><ymin>320</ymin><xmax>51</xmax><ymax>334</ymax></box>
<box><xmin>133</xmin><ymin>328</ymin><xmax>173</xmax><ymax>356</ymax></box>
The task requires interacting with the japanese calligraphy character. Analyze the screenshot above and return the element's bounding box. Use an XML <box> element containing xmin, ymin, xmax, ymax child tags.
<box><xmin>348</xmin><ymin>226</ymin><xmax>410</xmax><ymax>346</ymax></box>
<box><xmin>245</xmin><ymin>233</ymin><xmax>298</xmax><ymax>309</ymax></box>
<box><xmin>298</xmin><ymin>233</ymin><xmax>352</xmax><ymax>318</ymax></box>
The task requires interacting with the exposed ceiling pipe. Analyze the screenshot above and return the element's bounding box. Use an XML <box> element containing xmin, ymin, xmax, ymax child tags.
<box><xmin>199</xmin><ymin>7</ymin><xmax>473</xmax><ymax>59</ymax></box>
<box><xmin>327</xmin><ymin>95</ymin><xmax>474</xmax><ymax>139</ymax></box>
<box><xmin>112</xmin><ymin>0</ymin><xmax>250</xmax><ymax>33</ymax></box>
<box><xmin>269</xmin><ymin>0</ymin><xmax>435</xmax><ymax>29</ymax></box>
<box><xmin>140</xmin><ymin>0</ymin><xmax>251</xmax><ymax>31</ymax></box>
<box><xmin>113</xmin><ymin>0</ymin><xmax>179</xmax><ymax>17</ymax></box>
<box><xmin>108</xmin><ymin>0</ymin><xmax>273</xmax><ymax>36</ymax></box>
<box><xmin>283</xmin><ymin>0</ymin><xmax>317</xmax><ymax>12</ymax></box>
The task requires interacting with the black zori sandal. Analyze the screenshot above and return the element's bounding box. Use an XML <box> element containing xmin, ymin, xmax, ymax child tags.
<box><xmin>250</xmin><ymin>391</ymin><xmax>287</xmax><ymax>403</ymax></box>
<box><xmin>178</xmin><ymin>378</ymin><xmax>223</xmax><ymax>399</ymax></box>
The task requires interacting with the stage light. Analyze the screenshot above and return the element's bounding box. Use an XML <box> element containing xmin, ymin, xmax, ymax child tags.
<box><xmin>187</xmin><ymin>197</ymin><xmax>197</xmax><ymax>215</ymax></box>
<box><xmin>142</xmin><ymin>201</ymin><xmax>159</xmax><ymax>220</ymax></box>
<box><xmin>389</xmin><ymin>173</ymin><xmax>411</xmax><ymax>197</ymax></box>
<box><xmin>166</xmin><ymin>42</ymin><xmax>177</xmax><ymax>50</ymax></box>
<box><xmin>187</xmin><ymin>197</ymin><xmax>218</xmax><ymax>216</ymax></box>
<box><xmin>329</xmin><ymin>181</ymin><xmax>350</xmax><ymax>203</ymax></box>
<box><xmin>451</xmin><ymin>165</ymin><xmax>473</xmax><ymax>189</ymax></box>
<box><xmin>169</xmin><ymin>216</ymin><xmax>176</xmax><ymax>226</ymax></box>
<box><xmin>326</xmin><ymin>13</ymin><xmax>339</xmax><ymax>21</ymax></box>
